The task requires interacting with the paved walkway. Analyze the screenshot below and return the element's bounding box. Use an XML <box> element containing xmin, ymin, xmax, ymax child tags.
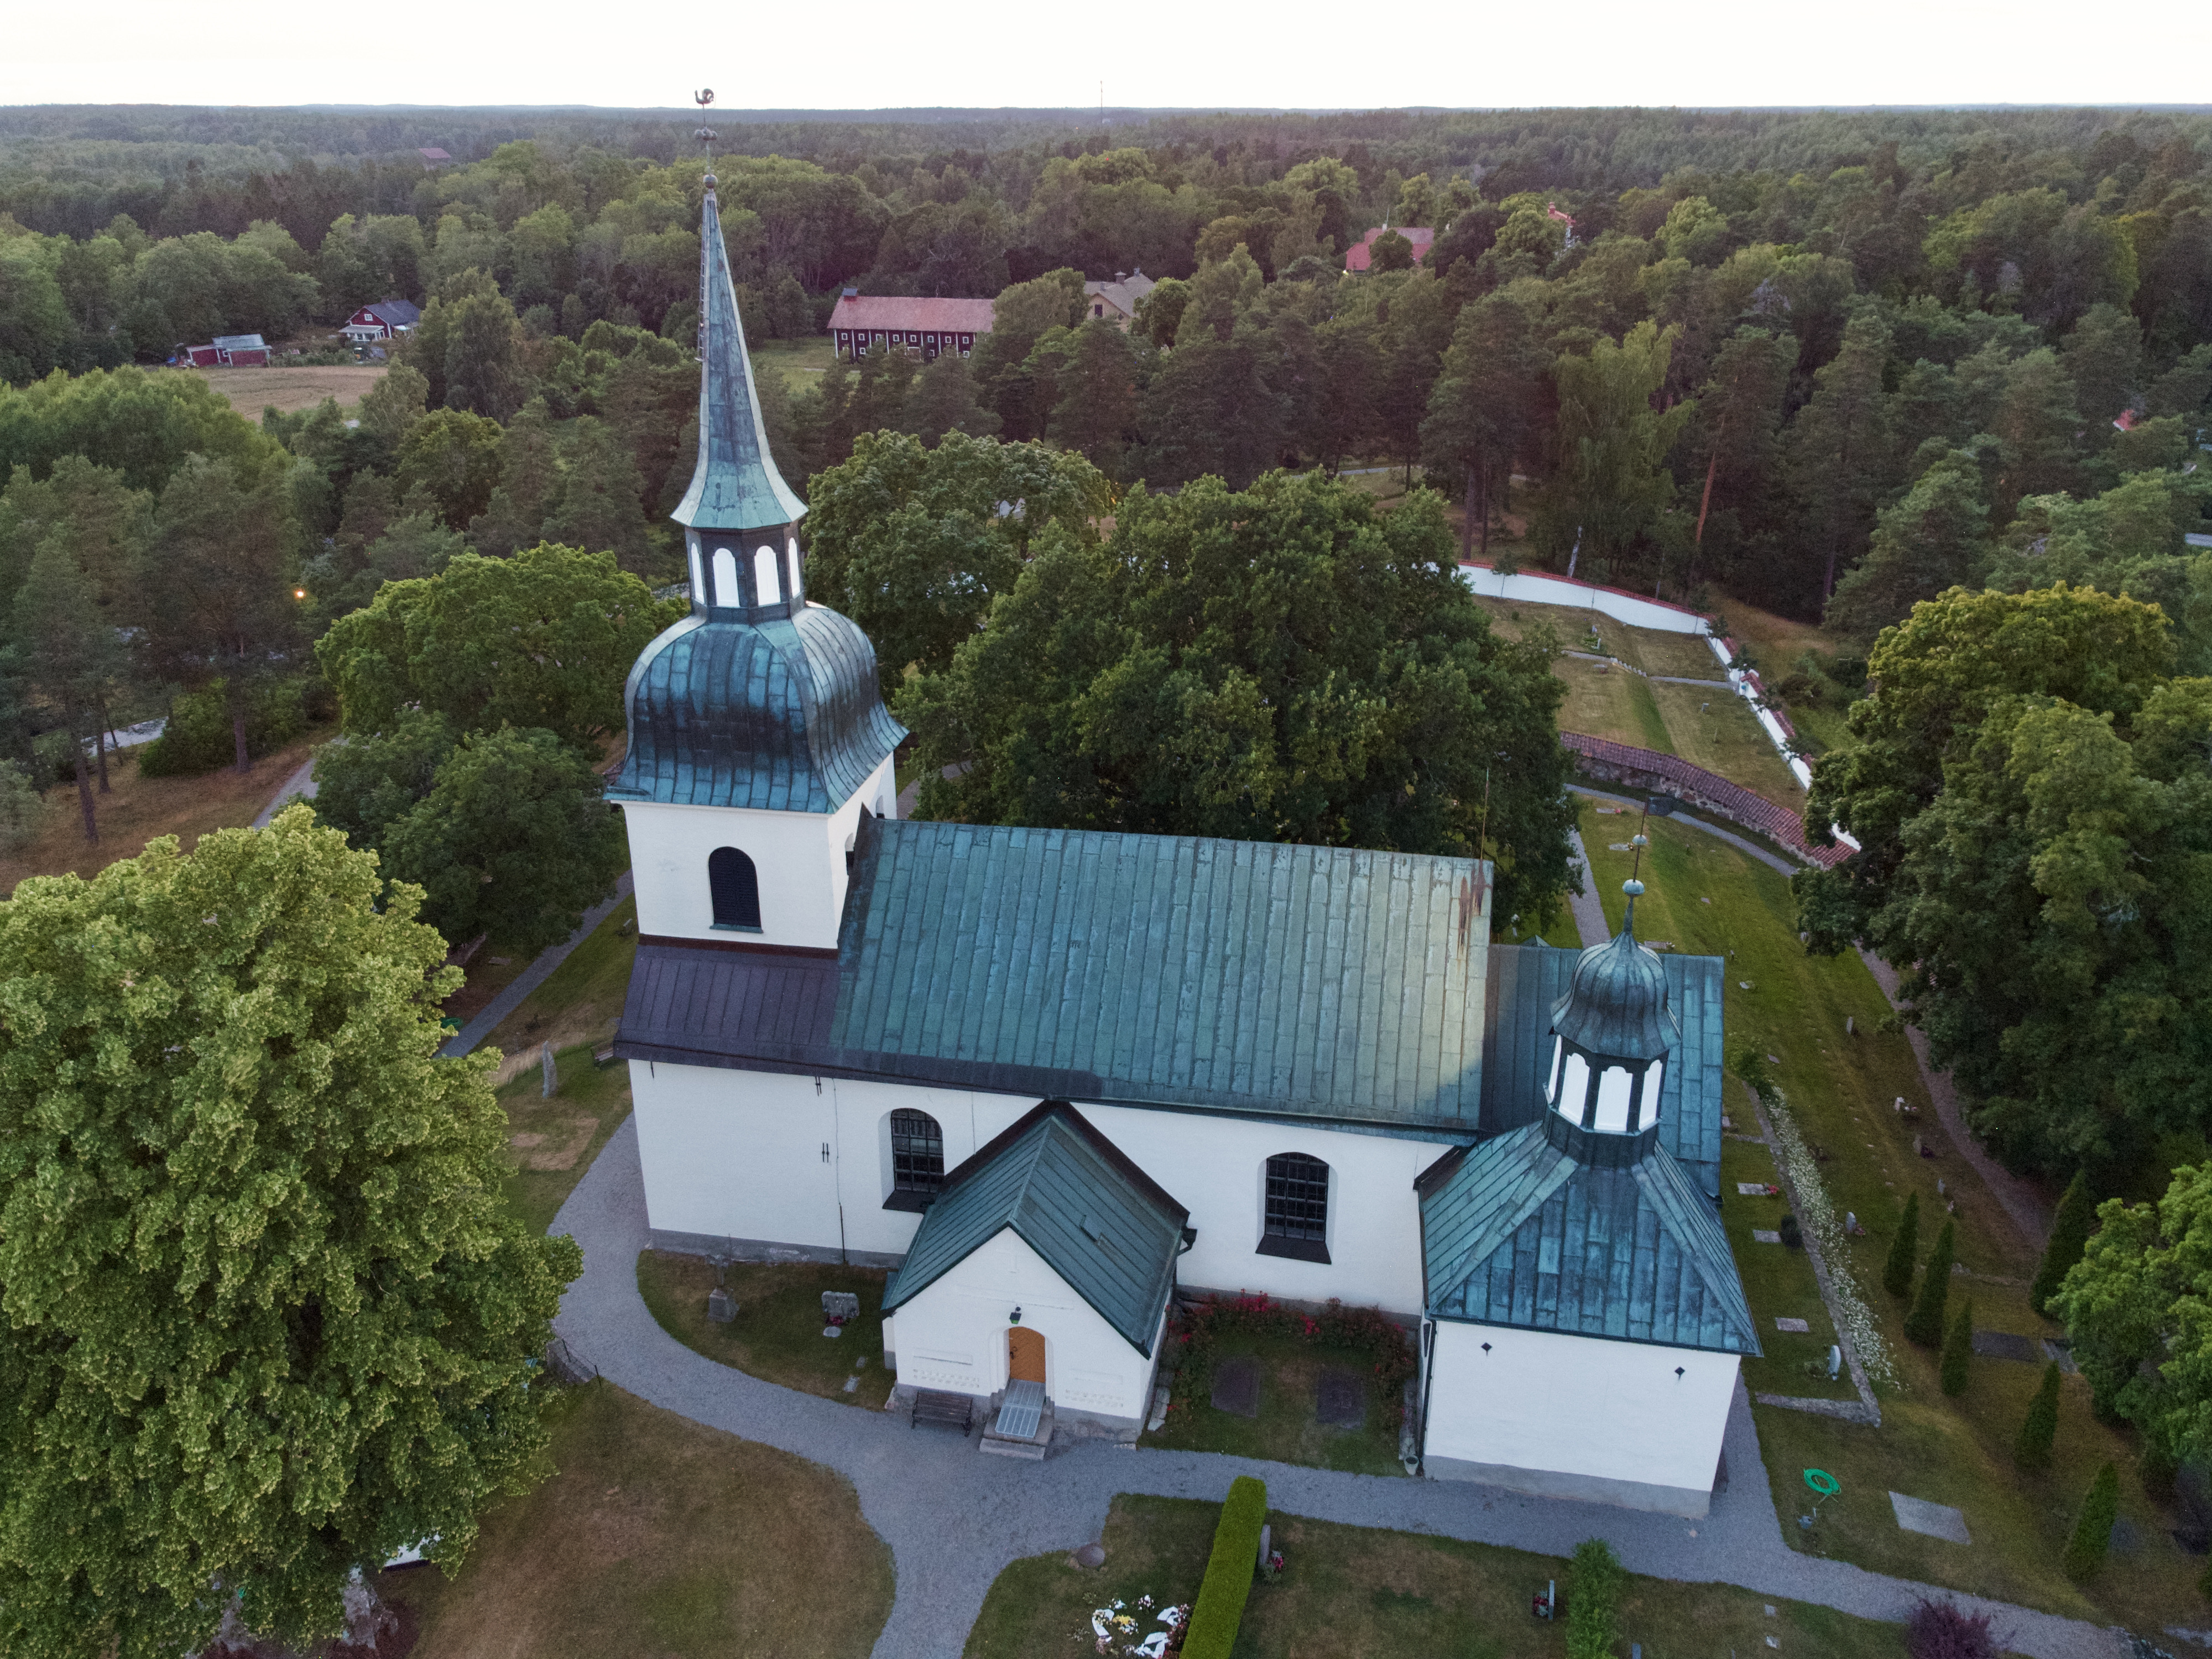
<box><xmin>549</xmin><ymin>1119</ymin><xmax>2124</xmax><ymax>1659</ymax></box>
<box><xmin>1563</xmin><ymin>827</ymin><xmax>1610</xmax><ymax>948</ymax></box>
<box><xmin>440</xmin><ymin>872</ymin><xmax>634</xmax><ymax>1057</ymax></box>
<box><xmin>251</xmin><ymin>754</ymin><xmax>320</xmax><ymax>828</ymax></box>
<box><xmin>1572</xmin><ymin>784</ymin><xmax>1801</xmax><ymax>878</ymax></box>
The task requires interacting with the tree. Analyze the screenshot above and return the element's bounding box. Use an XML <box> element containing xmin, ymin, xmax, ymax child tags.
<box><xmin>309</xmin><ymin>710</ymin><xmax>458</xmax><ymax>850</ymax></box>
<box><xmin>379</xmin><ymin>726</ymin><xmax>627</xmax><ymax>954</ymax></box>
<box><xmin>315</xmin><ymin>543</ymin><xmax>681</xmax><ymax>752</ymax></box>
<box><xmin>11</xmin><ymin>536</ymin><xmax>122</xmax><ymax>842</ymax></box>
<box><xmin>1682</xmin><ymin>327</ymin><xmax>1794</xmax><ymax>594</ymax></box>
<box><xmin>355</xmin><ymin>361</ymin><xmax>429</xmax><ymax>452</ymax></box>
<box><xmin>901</xmin><ymin>352</ymin><xmax>1000</xmax><ymax>448</ymax></box>
<box><xmin>1421</xmin><ymin>291</ymin><xmax>1548</xmax><ymax>561</ymax></box>
<box><xmin>1940</xmin><ymin>1295</ymin><xmax>1974</xmax><ymax>1396</ymax></box>
<box><xmin>544</xmin><ymin>416</ymin><xmax>653</xmax><ymax>574</ymax></box>
<box><xmin>0</xmin><ymin>808</ymin><xmax>579</xmax><ymax>1658</ymax></box>
<box><xmin>1786</xmin><ymin>312</ymin><xmax>1895</xmax><ymax>604</ymax></box>
<box><xmin>2033</xmin><ymin>1172</ymin><xmax>2101</xmax><ymax>1314</ymax></box>
<box><xmin>802</xmin><ymin>431</ymin><xmax>1110</xmax><ymax>695</ymax></box>
<box><xmin>468</xmin><ymin>399</ymin><xmax>559</xmax><ymax>556</ymax></box>
<box><xmin>2061</xmin><ymin>302</ymin><xmax>2145</xmax><ymax>434</ymax></box>
<box><xmin>1990</xmin><ymin>348</ymin><xmax>2085</xmax><ymax>517</ymax></box>
<box><xmin>1045</xmin><ymin>319</ymin><xmax>1142</xmax><ymax>474</ymax></box>
<box><xmin>1368</xmin><ymin>228</ymin><xmax>1415</xmax><ymax>273</ymax></box>
<box><xmin>1141</xmin><ymin>332</ymin><xmax>1284</xmax><ymax>489</ymax></box>
<box><xmin>1823</xmin><ymin>452</ymin><xmax>1992</xmax><ymax>639</ymax></box>
<box><xmin>1535</xmin><ymin>321</ymin><xmax>1693</xmax><ymax>587</ymax></box>
<box><xmin>137</xmin><ymin>453</ymin><xmax>302</xmax><ymax>773</ymax></box>
<box><xmin>2062</xmin><ymin>1463</ymin><xmax>2120</xmax><ymax>1582</ymax></box>
<box><xmin>1884</xmin><ymin>1191</ymin><xmax>1922</xmax><ymax>1297</ymax></box>
<box><xmin>395</xmin><ymin>409</ymin><xmax>505</xmax><ymax>532</ymax></box>
<box><xmin>1906</xmin><ymin>1218</ymin><xmax>1956</xmax><ymax>1347</ymax></box>
<box><xmin>2015</xmin><ymin>1361</ymin><xmax>2062</xmax><ymax>1470</ymax></box>
<box><xmin>899</xmin><ymin>471</ymin><xmax>1578</xmax><ymax>927</ymax></box>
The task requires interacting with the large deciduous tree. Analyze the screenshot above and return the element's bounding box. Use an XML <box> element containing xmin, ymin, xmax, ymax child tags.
<box><xmin>1421</xmin><ymin>290</ymin><xmax>1548</xmax><ymax>562</ymax></box>
<box><xmin>1533</xmin><ymin>320</ymin><xmax>1693</xmax><ymax>587</ymax></box>
<box><xmin>899</xmin><ymin>469</ymin><xmax>1577</xmax><ymax>926</ymax></box>
<box><xmin>0</xmin><ymin>808</ymin><xmax>580</xmax><ymax>1659</ymax></box>
<box><xmin>314</xmin><ymin>542</ymin><xmax>680</xmax><ymax>752</ymax></box>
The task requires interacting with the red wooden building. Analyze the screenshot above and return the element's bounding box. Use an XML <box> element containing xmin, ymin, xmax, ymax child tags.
<box><xmin>1344</xmin><ymin>226</ymin><xmax>1436</xmax><ymax>273</ymax></box>
<box><xmin>342</xmin><ymin>300</ymin><xmax>421</xmax><ymax>342</ymax></box>
<box><xmin>180</xmin><ymin>334</ymin><xmax>270</xmax><ymax>367</ymax></box>
<box><xmin>826</xmin><ymin>293</ymin><xmax>995</xmax><ymax>362</ymax></box>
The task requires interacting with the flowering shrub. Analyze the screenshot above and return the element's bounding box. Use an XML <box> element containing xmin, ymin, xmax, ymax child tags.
<box><xmin>1166</xmin><ymin>1293</ymin><xmax>1417</xmax><ymax>1427</ymax></box>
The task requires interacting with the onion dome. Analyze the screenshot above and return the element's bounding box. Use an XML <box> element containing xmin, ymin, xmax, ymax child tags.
<box><xmin>1543</xmin><ymin>874</ymin><xmax>1680</xmax><ymax>1141</ymax></box>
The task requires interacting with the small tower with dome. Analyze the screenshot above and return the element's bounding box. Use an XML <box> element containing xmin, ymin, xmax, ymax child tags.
<box><xmin>605</xmin><ymin>103</ymin><xmax>905</xmax><ymax>948</ymax></box>
<box><xmin>1545</xmin><ymin>862</ymin><xmax>1681</xmax><ymax>1142</ymax></box>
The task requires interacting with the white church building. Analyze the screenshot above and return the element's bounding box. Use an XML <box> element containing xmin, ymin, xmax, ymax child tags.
<box><xmin>603</xmin><ymin>166</ymin><xmax>1759</xmax><ymax>1518</ymax></box>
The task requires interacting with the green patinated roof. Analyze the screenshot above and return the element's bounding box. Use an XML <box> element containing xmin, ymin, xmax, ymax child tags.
<box><xmin>880</xmin><ymin>1102</ymin><xmax>1188</xmax><ymax>1354</ymax></box>
<box><xmin>674</xmin><ymin>186</ymin><xmax>807</xmax><ymax>533</ymax></box>
<box><xmin>1418</xmin><ymin>1113</ymin><xmax>1759</xmax><ymax>1356</ymax></box>
<box><xmin>827</xmin><ymin>819</ymin><xmax>1494</xmax><ymax>1129</ymax></box>
<box><xmin>1552</xmin><ymin>911</ymin><xmax>1678</xmax><ymax>1063</ymax></box>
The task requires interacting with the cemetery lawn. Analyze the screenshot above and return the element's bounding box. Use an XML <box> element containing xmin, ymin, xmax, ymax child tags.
<box><xmin>636</xmin><ymin>1251</ymin><xmax>896</xmax><ymax>1409</ymax></box>
<box><xmin>0</xmin><ymin>732</ymin><xmax>331</xmax><ymax>895</ymax></box>
<box><xmin>1579</xmin><ymin>806</ymin><xmax>2204</xmax><ymax>1634</ymax></box>
<box><xmin>482</xmin><ymin>894</ymin><xmax>638</xmax><ymax>1058</ymax></box>
<box><xmin>1139</xmin><ymin>1332</ymin><xmax>1404</xmax><ymax>1477</ymax></box>
<box><xmin>496</xmin><ymin>1044</ymin><xmax>634</xmax><ymax>1235</ymax></box>
<box><xmin>966</xmin><ymin>1494</ymin><xmax>1895</xmax><ymax>1659</ymax></box>
<box><xmin>1721</xmin><ymin>1135</ymin><xmax>1855</xmax><ymax>1402</ymax></box>
<box><xmin>387</xmin><ymin>1379</ymin><xmax>893</xmax><ymax>1659</ymax></box>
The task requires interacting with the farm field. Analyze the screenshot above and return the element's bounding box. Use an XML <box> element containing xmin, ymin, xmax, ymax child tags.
<box><xmin>752</xmin><ymin>335</ymin><xmax>833</xmax><ymax>389</ymax></box>
<box><xmin>179</xmin><ymin>362</ymin><xmax>389</xmax><ymax>414</ymax></box>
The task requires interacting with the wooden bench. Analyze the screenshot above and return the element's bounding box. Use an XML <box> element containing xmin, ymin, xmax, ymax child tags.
<box><xmin>911</xmin><ymin>1390</ymin><xmax>974</xmax><ymax>1433</ymax></box>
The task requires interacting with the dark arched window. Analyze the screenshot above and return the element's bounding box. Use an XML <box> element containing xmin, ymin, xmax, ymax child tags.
<box><xmin>1259</xmin><ymin>1152</ymin><xmax>1331</xmax><ymax>1263</ymax></box>
<box><xmin>887</xmin><ymin>1109</ymin><xmax>945</xmax><ymax>1210</ymax></box>
<box><xmin>708</xmin><ymin>847</ymin><xmax>761</xmax><ymax>931</ymax></box>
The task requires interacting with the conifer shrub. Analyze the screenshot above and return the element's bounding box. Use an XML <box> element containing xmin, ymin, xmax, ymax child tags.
<box><xmin>1884</xmin><ymin>1192</ymin><xmax>1921</xmax><ymax>1298</ymax></box>
<box><xmin>2062</xmin><ymin>1462</ymin><xmax>2120</xmax><ymax>1581</ymax></box>
<box><xmin>1905</xmin><ymin>1219</ymin><xmax>1955</xmax><ymax>1347</ymax></box>
<box><xmin>1181</xmin><ymin>1476</ymin><xmax>1266</xmax><ymax>1659</ymax></box>
<box><xmin>1566</xmin><ymin>1538</ymin><xmax>1624</xmax><ymax>1659</ymax></box>
<box><xmin>1940</xmin><ymin>1297</ymin><xmax>1974</xmax><ymax>1396</ymax></box>
<box><xmin>2031</xmin><ymin>1171</ymin><xmax>2098</xmax><ymax>1316</ymax></box>
<box><xmin>2014</xmin><ymin>1362</ymin><xmax>2060</xmax><ymax>1470</ymax></box>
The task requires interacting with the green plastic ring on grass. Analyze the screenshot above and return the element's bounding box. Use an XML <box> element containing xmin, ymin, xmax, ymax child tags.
<box><xmin>1803</xmin><ymin>1469</ymin><xmax>1839</xmax><ymax>1495</ymax></box>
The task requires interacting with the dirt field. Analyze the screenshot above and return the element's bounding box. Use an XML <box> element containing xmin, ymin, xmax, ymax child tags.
<box><xmin>184</xmin><ymin>363</ymin><xmax>389</xmax><ymax>415</ymax></box>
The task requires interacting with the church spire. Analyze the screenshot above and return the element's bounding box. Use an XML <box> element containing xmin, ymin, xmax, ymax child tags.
<box><xmin>674</xmin><ymin>92</ymin><xmax>804</xmax><ymax>535</ymax></box>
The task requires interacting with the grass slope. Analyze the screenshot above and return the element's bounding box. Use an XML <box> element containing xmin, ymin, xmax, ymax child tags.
<box><xmin>637</xmin><ymin>1251</ymin><xmax>896</xmax><ymax>1410</ymax></box>
<box><xmin>481</xmin><ymin>894</ymin><xmax>638</xmax><ymax>1059</ymax></box>
<box><xmin>495</xmin><ymin>1044</ymin><xmax>634</xmax><ymax>1235</ymax></box>
<box><xmin>966</xmin><ymin>1494</ymin><xmax>1899</xmax><ymax>1659</ymax></box>
<box><xmin>387</xmin><ymin>1380</ymin><xmax>893</xmax><ymax>1659</ymax></box>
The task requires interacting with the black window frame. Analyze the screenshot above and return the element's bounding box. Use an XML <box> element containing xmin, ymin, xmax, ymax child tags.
<box><xmin>1257</xmin><ymin>1151</ymin><xmax>1331</xmax><ymax>1263</ymax></box>
<box><xmin>707</xmin><ymin>846</ymin><xmax>762</xmax><ymax>932</ymax></box>
<box><xmin>884</xmin><ymin>1108</ymin><xmax>945</xmax><ymax>1211</ymax></box>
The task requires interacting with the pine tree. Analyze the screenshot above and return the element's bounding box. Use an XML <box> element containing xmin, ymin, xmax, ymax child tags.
<box><xmin>1940</xmin><ymin>1296</ymin><xmax>1975</xmax><ymax>1396</ymax></box>
<box><xmin>2032</xmin><ymin>1171</ymin><xmax>2099</xmax><ymax>1315</ymax></box>
<box><xmin>1905</xmin><ymin>1218</ymin><xmax>1956</xmax><ymax>1347</ymax></box>
<box><xmin>2062</xmin><ymin>1462</ymin><xmax>2120</xmax><ymax>1581</ymax></box>
<box><xmin>1883</xmin><ymin>1191</ymin><xmax>1921</xmax><ymax>1298</ymax></box>
<box><xmin>2015</xmin><ymin>1361</ymin><xmax>2062</xmax><ymax>1470</ymax></box>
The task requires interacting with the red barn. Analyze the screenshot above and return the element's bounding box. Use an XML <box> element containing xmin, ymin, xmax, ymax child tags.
<box><xmin>1344</xmin><ymin>226</ymin><xmax>1436</xmax><ymax>273</ymax></box>
<box><xmin>342</xmin><ymin>299</ymin><xmax>421</xmax><ymax>342</ymax></box>
<box><xmin>212</xmin><ymin>334</ymin><xmax>270</xmax><ymax>366</ymax></box>
<box><xmin>180</xmin><ymin>345</ymin><xmax>222</xmax><ymax>368</ymax></box>
<box><xmin>825</xmin><ymin>293</ymin><xmax>995</xmax><ymax>362</ymax></box>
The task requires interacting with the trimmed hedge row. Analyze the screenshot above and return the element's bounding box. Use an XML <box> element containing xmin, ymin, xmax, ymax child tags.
<box><xmin>1181</xmin><ymin>1475</ymin><xmax>1266</xmax><ymax>1659</ymax></box>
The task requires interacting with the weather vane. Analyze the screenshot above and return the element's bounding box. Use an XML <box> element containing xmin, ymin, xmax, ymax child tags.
<box><xmin>693</xmin><ymin>88</ymin><xmax>716</xmax><ymax>180</ymax></box>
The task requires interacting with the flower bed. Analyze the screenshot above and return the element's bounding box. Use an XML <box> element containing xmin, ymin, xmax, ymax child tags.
<box><xmin>1166</xmin><ymin>1293</ymin><xmax>1416</xmax><ymax>1428</ymax></box>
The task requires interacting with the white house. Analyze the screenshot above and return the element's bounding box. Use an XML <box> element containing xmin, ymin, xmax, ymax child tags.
<box><xmin>603</xmin><ymin>168</ymin><xmax>1759</xmax><ymax>1512</ymax></box>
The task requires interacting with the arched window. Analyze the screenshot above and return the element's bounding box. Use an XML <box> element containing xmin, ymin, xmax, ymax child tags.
<box><xmin>1258</xmin><ymin>1151</ymin><xmax>1331</xmax><ymax>1263</ymax></box>
<box><xmin>712</xmin><ymin>546</ymin><xmax>739</xmax><ymax>609</ymax></box>
<box><xmin>754</xmin><ymin>545</ymin><xmax>782</xmax><ymax>605</ymax></box>
<box><xmin>707</xmin><ymin>847</ymin><xmax>761</xmax><ymax>931</ymax></box>
<box><xmin>887</xmin><ymin>1109</ymin><xmax>944</xmax><ymax>1209</ymax></box>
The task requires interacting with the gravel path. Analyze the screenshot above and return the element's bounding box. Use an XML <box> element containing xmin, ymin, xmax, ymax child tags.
<box><xmin>1563</xmin><ymin>827</ymin><xmax>1610</xmax><ymax>948</ymax></box>
<box><xmin>440</xmin><ymin>872</ymin><xmax>634</xmax><ymax>1057</ymax></box>
<box><xmin>250</xmin><ymin>755</ymin><xmax>320</xmax><ymax>829</ymax></box>
<box><xmin>550</xmin><ymin>1117</ymin><xmax>2124</xmax><ymax>1659</ymax></box>
<box><xmin>1571</xmin><ymin>783</ymin><xmax>1802</xmax><ymax>878</ymax></box>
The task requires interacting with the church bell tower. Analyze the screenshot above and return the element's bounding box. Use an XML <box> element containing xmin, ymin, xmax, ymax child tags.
<box><xmin>604</xmin><ymin>95</ymin><xmax>906</xmax><ymax>949</ymax></box>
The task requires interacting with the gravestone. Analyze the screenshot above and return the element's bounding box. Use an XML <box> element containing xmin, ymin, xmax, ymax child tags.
<box><xmin>1970</xmin><ymin>1330</ymin><xmax>2039</xmax><ymax>1363</ymax></box>
<box><xmin>821</xmin><ymin>1290</ymin><xmax>861</xmax><ymax>1323</ymax></box>
<box><xmin>1071</xmin><ymin>1542</ymin><xmax>1107</xmax><ymax>1569</ymax></box>
<box><xmin>1828</xmin><ymin>1345</ymin><xmax>1843</xmax><ymax>1381</ymax></box>
<box><xmin>1316</xmin><ymin>1366</ymin><xmax>1366</xmax><ymax>1428</ymax></box>
<box><xmin>1211</xmin><ymin>1356</ymin><xmax>1262</xmax><ymax>1419</ymax></box>
<box><xmin>1752</xmin><ymin>1230</ymin><xmax>1782</xmax><ymax>1244</ymax></box>
<box><xmin>1775</xmin><ymin>1317</ymin><xmax>1811</xmax><ymax>1334</ymax></box>
<box><xmin>707</xmin><ymin>1286</ymin><xmax>737</xmax><ymax>1324</ymax></box>
<box><xmin>1889</xmin><ymin>1491</ymin><xmax>1971</xmax><ymax>1544</ymax></box>
<box><xmin>541</xmin><ymin>1044</ymin><xmax>557</xmax><ymax>1098</ymax></box>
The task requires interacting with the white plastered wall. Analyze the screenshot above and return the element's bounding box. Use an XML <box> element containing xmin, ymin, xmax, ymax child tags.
<box><xmin>889</xmin><ymin>1229</ymin><xmax>1165</xmax><ymax>1422</ymax></box>
<box><xmin>1422</xmin><ymin>1319</ymin><xmax>1738</xmax><ymax>1516</ymax></box>
<box><xmin>629</xmin><ymin>1063</ymin><xmax>1437</xmax><ymax>1314</ymax></box>
<box><xmin>617</xmin><ymin>749</ymin><xmax>896</xmax><ymax>947</ymax></box>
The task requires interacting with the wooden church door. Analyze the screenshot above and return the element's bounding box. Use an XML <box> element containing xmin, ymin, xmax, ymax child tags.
<box><xmin>1008</xmin><ymin>1326</ymin><xmax>1045</xmax><ymax>1386</ymax></box>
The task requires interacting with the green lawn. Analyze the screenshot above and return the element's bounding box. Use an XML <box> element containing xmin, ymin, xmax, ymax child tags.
<box><xmin>1649</xmin><ymin>677</ymin><xmax>1806</xmax><ymax>802</ymax></box>
<box><xmin>1140</xmin><ymin>1332</ymin><xmax>1404</xmax><ymax>1477</ymax></box>
<box><xmin>751</xmin><ymin>336</ymin><xmax>833</xmax><ymax>389</ymax></box>
<box><xmin>386</xmin><ymin>1381</ymin><xmax>893</xmax><ymax>1659</ymax></box>
<box><xmin>1577</xmin><ymin>803</ymin><xmax>2204</xmax><ymax>1635</ymax></box>
<box><xmin>966</xmin><ymin>1495</ymin><xmax>1903</xmax><ymax>1659</ymax></box>
<box><xmin>635</xmin><ymin>1251</ymin><xmax>895</xmax><ymax>1410</ymax></box>
<box><xmin>482</xmin><ymin>895</ymin><xmax>637</xmax><ymax>1061</ymax></box>
<box><xmin>495</xmin><ymin>1044</ymin><xmax>633</xmax><ymax>1235</ymax></box>
<box><xmin>1724</xmin><ymin>1135</ymin><xmax>1856</xmax><ymax>1402</ymax></box>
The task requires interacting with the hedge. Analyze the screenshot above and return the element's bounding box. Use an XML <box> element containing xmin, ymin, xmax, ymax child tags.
<box><xmin>1566</xmin><ymin>1538</ymin><xmax>1624</xmax><ymax>1659</ymax></box>
<box><xmin>1181</xmin><ymin>1475</ymin><xmax>1266</xmax><ymax>1659</ymax></box>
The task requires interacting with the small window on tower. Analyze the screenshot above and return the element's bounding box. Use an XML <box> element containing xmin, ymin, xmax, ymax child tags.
<box><xmin>707</xmin><ymin>847</ymin><xmax>761</xmax><ymax>931</ymax></box>
<box><xmin>712</xmin><ymin>547</ymin><xmax>739</xmax><ymax>609</ymax></box>
<box><xmin>754</xmin><ymin>545</ymin><xmax>781</xmax><ymax>605</ymax></box>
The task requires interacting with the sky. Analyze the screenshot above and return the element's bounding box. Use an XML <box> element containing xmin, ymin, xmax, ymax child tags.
<box><xmin>4</xmin><ymin>0</ymin><xmax>2206</xmax><ymax>112</ymax></box>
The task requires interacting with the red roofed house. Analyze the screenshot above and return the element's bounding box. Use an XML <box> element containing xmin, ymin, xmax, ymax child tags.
<box><xmin>1344</xmin><ymin>226</ymin><xmax>1436</xmax><ymax>273</ymax></box>
<box><xmin>342</xmin><ymin>300</ymin><xmax>422</xmax><ymax>343</ymax></box>
<box><xmin>826</xmin><ymin>293</ymin><xmax>995</xmax><ymax>362</ymax></box>
<box><xmin>180</xmin><ymin>334</ymin><xmax>269</xmax><ymax>367</ymax></box>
